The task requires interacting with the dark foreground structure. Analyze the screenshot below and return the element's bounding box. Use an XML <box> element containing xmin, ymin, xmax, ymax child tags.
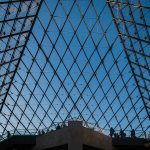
<box><xmin>0</xmin><ymin>121</ymin><xmax>149</xmax><ymax>150</ymax></box>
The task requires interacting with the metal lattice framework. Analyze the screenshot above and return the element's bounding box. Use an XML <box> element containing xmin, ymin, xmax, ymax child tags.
<box><xmin>0</xmin><ymin>0</ymin><xmax>43</xmax><ymax>112</ymax></box>
<box><xmin>107</xmin><ymin>0</ymin><xmax>150</xmax><ymax>119</ymax></box>
<box><xmin>0</xmin><ymin>0</ymin><xmax>149</xmax><ymax>140</ymax></box>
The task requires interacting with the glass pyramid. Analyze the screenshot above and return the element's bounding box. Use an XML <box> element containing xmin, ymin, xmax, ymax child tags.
<box><xmin>0</xmin><ymin>0</ymin><xmax>149</xmax><ymax>140</ymax></box>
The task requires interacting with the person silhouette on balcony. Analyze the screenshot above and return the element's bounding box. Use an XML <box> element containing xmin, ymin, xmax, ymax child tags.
<box><xmin>41</xmin><ymin>130</ymin><xmax>45</xmax><ymax>135</ymax></box>
<box><xmin>38</xmin><ymin>130</ymin><xmax>41</xmax><ymax>135</ymax></box>
<box><xmin>120</xmin><ymin>129</ymin><xmax>126</xmax><ymax>138</ymax></box>
<box><xmin>114</xmin><ymin>133</ymin><xmax>119</xmax><ymax>138</ymax></box>
<box><xmin>110</xmin><ymin>127</ymin><xmax>115</xmax><ymax>137</ymax></box>
<box><xmin>131</xmin><ymin>129</ymin><xmax>136</xmax><ymax>138</ymax></box>
<box><xmin>7</xmin><ymin>131</ymin><xmax>11</xmax><ymax>138</ymax></box>
<box><xmin>56</xmin><ymin>124</ymin><xmax>61</xmax><ymax>130</ymax></box>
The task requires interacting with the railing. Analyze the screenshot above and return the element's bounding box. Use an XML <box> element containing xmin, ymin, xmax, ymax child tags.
<box><xmin>0</xmin><ymin>119</ymin><xmax>149</xmax><ymax>142</ymax></box>
<box><xmin>0</xmin><ymin>129</ymin><xmax>37</xmax><ymax>141</ymax></box>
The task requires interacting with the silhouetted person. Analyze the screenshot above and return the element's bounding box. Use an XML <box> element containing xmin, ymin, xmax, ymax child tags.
<box><xmin>114</xmin><ymin>133</ymin><xmax>119</xmax><ymax>138</ymax></box>
<box><xmin>110</xmin><ymin>127</ymin><xmax>115</xmax><ymax>137</ymax></box>
<box><xmin>38</xmin><ymin>130</ymin><xmax>41</xmax><ymax>135</ymax></box>
<box><xmin>131</xmin><ymin>129</ymin><xmax>135</xmax><ymax>138</ymax></box>
<box><xmin>41</xmin><ymin>130</ymin><xmax>45</xmax><ymax>135</ymax></box>
<box><xmin>7</xmin><ymin>131</ymin><xmax>11</xmax><ymax>138</ymax></box>
<box><xmin>120</xmin><ymin>129</ymin><xmax>126</xmax><ymax>138</ymax></box>
<box><xmin>56</xmin><ymin>124</ymin><xmax>61</xmax><ymax>130</ymax></box>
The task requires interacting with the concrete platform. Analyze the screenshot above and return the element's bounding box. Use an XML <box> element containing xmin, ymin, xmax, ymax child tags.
<box><xmin>33</xmin><ymin>121</ymin><xmax>112</xmax><ymax>150</ymax></box>
<box><xmin>0</xmin><ymin>121</ymin><xmax>149</xmax><ymax>150</ymax></box>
